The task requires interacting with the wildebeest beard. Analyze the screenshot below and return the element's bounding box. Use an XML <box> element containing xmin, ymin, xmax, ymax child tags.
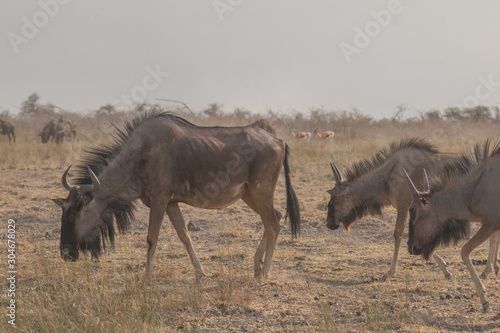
<box><xmin>78</xmin><ymin>199</ymin><xmax>135</xmax><ymax>259</ymax></box>
<box><xmin>340</xmin><ymin>199</ymin><xmax>385</xmax><ymax>231</ymax></box>
<box><xmin>420</xmin><ymin>218</ymin><xmax>470</xmax><ymax>261</ymax></box>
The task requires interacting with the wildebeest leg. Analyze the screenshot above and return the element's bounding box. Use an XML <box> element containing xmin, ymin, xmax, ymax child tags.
<box><xmin>242</xmin><ymin>192</ymin><xmax>281</xmax><ymax>279</ymax></box>
<box><xmin>461</xmin><ymin>224</ymin><xmax>497</xmax><ymax>313</ymax></box>
<box><xmin>480</xmin><ymin>231</ymin><xmax>500</xmax><ymax>279</ymax></box>
<box><xmin>383</xmin><ymin>208</ymin><xmax>408</xmax><ymax>280</ymax></box>
<box><xmin>432</xmin><ymin>252</ymin><xmax>452</xmax><ymax>280</ymax></box>
<box><xmin>166</xmin><ymin>202</ymin><xmax>206</xmax><ymax>280</ymax></box>
<box><xmin>145</xmin><ymin>198</ymin><xmax>167</xmax><ymax>281</ymax></box>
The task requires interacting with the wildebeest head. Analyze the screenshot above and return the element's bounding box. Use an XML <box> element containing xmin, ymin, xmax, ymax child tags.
<box><xmin>326</xmin><ymin>164</ymin><xmax>353</xmax><ymax>230</ymax></box>
<box><xmin>403</xmin><ymin>168</ymin><xmax>470</xmax><ymax>261</ymax></box>
<box><xmin>53</xmin><ymin>165</ymin><xmax>102</xmax><ymax>261</ymax></box>
<box><xmin>326</xmin><ymin>163</ymin><xmax>384</xmax><ymax>231</ymax></box>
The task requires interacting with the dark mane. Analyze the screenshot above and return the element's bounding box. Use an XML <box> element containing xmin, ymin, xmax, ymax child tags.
<box><xmin>73</xmin><ymin>110</ymin><xmax>195</xmax><ymax>254</ymax></box>
<box><xmin>430</xmin><ymin>139</ymin><xmax>500</xmax><ymax>193</ymax></box>
<box><xmin>75</xmin><ymin>110</ymin><xmax>194</xmax><ymax>183</ymax></box>
<box><xmin>345</xmin><ymin>138</ymin><xmax>438</xmax><ymax>181</ymax></box>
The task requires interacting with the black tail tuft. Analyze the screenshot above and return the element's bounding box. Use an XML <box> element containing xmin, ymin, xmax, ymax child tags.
<box><xmin>283</xmin><ymin>144</ymin><xmax>301</xmax><ymax>238</ymax></box>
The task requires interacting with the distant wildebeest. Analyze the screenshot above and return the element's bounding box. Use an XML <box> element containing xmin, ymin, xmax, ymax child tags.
<box><xmin>290</xmin><ymin>131</ymin><xmax>311</xmax><ymax>143</ymax></box>
<box><xmin>41</xmin><ymin>119</ymin><xmax>76</xmax><ymax>143</ymax></box>
<box><xmin>251</xmin><ymin>119</ymin><xmax>276</xmax><ymax>136</ymax></box>
<box><xmin>404</xmin><ymin>140</ymin><xmax>500</xmax><ymax>312</ymax></box>
<box><xmin>0</xmin><ymin>118</ymin><xmax>16</xmax><ymax>143</ymax></box>
<box><xmin>314</xmin><ymin>129</ymin><xmax>335</xmax><ymax>142</ymax></box>
<box><xmin>326</xmin><ymin>138</ymin><xmax>497</xmax><ymax>281</ymax></box>
<box><xmin>53</xmin><ymin>111</ymin><xmax>301</xmax><ymax>280</ymax></box>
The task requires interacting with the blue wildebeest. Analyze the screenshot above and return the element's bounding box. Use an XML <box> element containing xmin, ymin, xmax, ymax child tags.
<box><xmin>0</xmin><ymin>118</ymin><xmax>16</xmax><ymax>143</ymax></box>
<box><xmin>326</xmin><ymin>138</ymin><xmax>497</xmax><ymax>281</ymax></box>
<box><xmin>53</xmin><ymin>111</ymin><xmax>300</xmax><ymax>280</ymax></box>
<box><xmin>404</xmin><ymin>140</ymin><xmax>500</xmax><ymax>312</ymax></box>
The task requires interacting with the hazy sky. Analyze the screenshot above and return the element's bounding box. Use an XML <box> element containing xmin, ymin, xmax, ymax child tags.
<box><xmin>2</xmin><ymin>0</ymin><xmax>500</xmax><ymax>119</ymax></box>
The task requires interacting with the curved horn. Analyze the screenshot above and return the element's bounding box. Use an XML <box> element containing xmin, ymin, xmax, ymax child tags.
<box><xmin>62</xmin><ymin>165</ymin><xmax>74</xmax><ymax>191</ymax></box>
<box><xmin>77</xmin><ymin>167</ymin><xmax>101</xmax><ymax>195</ymax></box>
<box><xmin>402</xmin><ymin>168</ymin><xmax>419</xmax><ymax>200</ymax></box>
<box><xmin>330</xmin><ymin>163</ymin><xmax>343</xmax><ymax>186</ymax></box>
<box><xmin>422</xmin><ymin>169</ymin><xmax>430</xmax><ymax>193</ymax></box>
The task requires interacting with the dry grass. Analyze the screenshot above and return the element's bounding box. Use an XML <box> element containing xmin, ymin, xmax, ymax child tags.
<box><xmin>2</xmin><ymin>113</ymin><xmax>500</xmax><ymax>332</ymax></box>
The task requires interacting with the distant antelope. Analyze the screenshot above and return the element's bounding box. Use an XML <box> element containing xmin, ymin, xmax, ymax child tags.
<box><xmin>315</xmin><ymin>130</ymin><xmax>335</xmax><ymax>142</ymax></box>
<box><xmin>290</xmin><ymin>131</ymin><xmax>311</xmax><ymax>143</ymax></box>
<box><xmin>53</xmin><ymin>111</ymin><xmax>301</xmax><ymax>281</ymax></box>
<box><xmin>404</xmin><ymin>140</ymin><xmax>500</xmax><ymax>313</ymax></box>
<box><xmin>326</xmin><ymin>138</ymin><xmax>498</xmax><ymax>281</ymax></box>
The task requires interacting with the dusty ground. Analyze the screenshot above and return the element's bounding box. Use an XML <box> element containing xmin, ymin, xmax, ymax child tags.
<box><xmin>2</xmin><ymin>160</ymin><xmax>500</xmax><ymax>332</ymax></box>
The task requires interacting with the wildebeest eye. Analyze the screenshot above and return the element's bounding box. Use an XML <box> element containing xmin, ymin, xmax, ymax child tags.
<box><xmin>83</xmin><ymin>194</ymin><xmax>94</xmax><ymax>205</ymax></box>
<box><xmin>419</xmin><ymin>197</ymin><xmax>428</xmax><ymax>206</ymax></box>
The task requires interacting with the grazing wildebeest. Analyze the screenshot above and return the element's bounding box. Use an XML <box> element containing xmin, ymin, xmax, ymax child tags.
<box><xmin>314</xmin><ymin>130</ymin><xmax>335</xmax><ymax>142</ymax></box>
<box><xmin>326</xmin><ymin>138</ymin><xmax>492</xmax><ymax>281</ymax></box>
<box><xmin>0</xmin><ymin>118</ymin><xmax>16</xmax><ymax>143</ymax></box>
<box><xmin>53</xmin><ymin>111</ymin><xmax>301</xmax><ymax>280</ymax></box>
<box><xmin>404</xmin><ymin>140</ymin><xmax>500</xmax><ymax>312</ymax></box>
<box><xmin>251</xmin><ymin>119</ymin><xmax>277</xmax><ymax>136</ymax></box>
<box><xmin>290</xmin><ymin>131</ymin><xmax>311</xmax><ymax>143</ymax></box>
<box><xmin>41</xmin><ymin>119</ymin><xmax>76</xmax><ymax>143</ymax></box>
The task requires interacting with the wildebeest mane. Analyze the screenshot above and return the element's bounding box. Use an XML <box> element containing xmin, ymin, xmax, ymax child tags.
<box><xmin>430</xmin><ymin>139</ymin><xmax>500</xmax><ymax>193</ymax></box>
<box><xmin>344</xmin><ymin>138</ymin><xmax>438</xmax><ymax>181</ymax></box>
<box><xmin>75</xmin><ymin>110</ymin><xmax>195</xmax><ymax>184</ymax></box>
<box><xmin>73</xmin><ymin>110</ymin><xmax>194</xmax><ymax>252</ymax></box>
<box><xmin>421</xmin><ymin>218</ymin><xmax>470</xmax><ymax>261</ymax></box>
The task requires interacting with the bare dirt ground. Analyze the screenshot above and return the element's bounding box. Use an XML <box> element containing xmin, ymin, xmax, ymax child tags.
<box><xmin>2</xmin><ymin>158</ymin><xmax>500</xmax><ymax>332</ymax></box>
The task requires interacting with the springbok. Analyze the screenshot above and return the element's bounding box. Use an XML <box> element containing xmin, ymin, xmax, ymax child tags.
<box><xmin>0</xmin><ymin>118</ymin><xmax>16</xmax><ymax>143</ymax></box>
<box><xmin>290</xmin><ymin>131</ymin><xmax>311</xmax><ymax>143</ymax></box>
<box><xmin>404</xmin><ymin>140</ymin><xmax>500</xmax><ymax>313</ymax></box>
<box><xmin>53</xmin><ymin>111</ymin><xmax>301</xmax><ymax>280</ymax></box>
<box><xmin>326</xmin><ymin>138</ymin><xmax>496</xmax><ymax>281</ymax></box>
<box><xmin>315</xmin><ymin>130</ymin><xmax>335</xmax><ymax>142</ymax></box>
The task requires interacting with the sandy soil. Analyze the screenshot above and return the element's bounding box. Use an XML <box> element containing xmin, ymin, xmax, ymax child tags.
<box><xmin>2</xmin><ymin>164</ymin><xmax>500</xmax><ymax>332</ymax></box>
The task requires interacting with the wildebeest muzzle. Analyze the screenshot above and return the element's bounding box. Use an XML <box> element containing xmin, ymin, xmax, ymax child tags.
<box><xmin>60</xmin><ymin>244</ymin><xmax>79</xmax><ymax>261</ymax></box>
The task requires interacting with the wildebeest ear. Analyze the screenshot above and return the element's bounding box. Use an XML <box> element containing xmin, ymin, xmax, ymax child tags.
<box><xmin>52</xmin><ymin>198</ymin><xmax>65</xmax><ymax>207</ymax></box>
<box><xmin>327</xmin><ymin>188</ymin><xmax>342</xmax><ymax>196</ymax></box>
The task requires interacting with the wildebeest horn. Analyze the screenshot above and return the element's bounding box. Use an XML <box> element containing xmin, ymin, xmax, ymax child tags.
<box><xmin>330</xmin><ymin>163</ymin><xmax>343</xmax><ymax>185</ymax></box>
<box><xmin>77</xmin><ymin>167</ymin><xmax>101</xmax><ymax>195</ymax></box>
<box><xmin>402</xmin><ymin>168</ymin><xmax>419</xmax><ymax>200</ymax></box>
<box><xmin>422</xmin><ymin>169</ymin><xmax>430</xmax><ymax>193</ymax></box>
<box><xmin>62</xmin><ymin>165</ymin><xmax>74</xmax><ymax>191</ymax></box>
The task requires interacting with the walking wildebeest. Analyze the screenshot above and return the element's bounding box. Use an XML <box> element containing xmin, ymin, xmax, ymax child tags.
<box><xmin>251</xmin><ymin>119</ymin><xmax>277</xmax><ymax>136</ymax></box>
<box><xmin>41</xmin><ymin>119</ymin><xmax>76</xmax><ymax>143</ymax></box>
<box><xmin>53</xmin><ymin>111</ymin><xmax>301</xmax><ymax>280</ymax></box>
<box><xmin>404</xmin><ymin>140</ymin><xmax>500</xmax><ymax>312</ymax></box>
<box><xmin>0</xmin><ymin>118</ymin><xmax>16</xmax><ymax>143</ymax></box>
<box><xmin>326</xmin><ymin>138</ymin><xmax>497</xmax><ymax>281</ymax></box>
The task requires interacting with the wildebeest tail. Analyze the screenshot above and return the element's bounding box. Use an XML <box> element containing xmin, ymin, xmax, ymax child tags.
<box><xmin>284</xmin><ymin>144</ymin><xmax>301</xmax><ymax>238</ymax></box>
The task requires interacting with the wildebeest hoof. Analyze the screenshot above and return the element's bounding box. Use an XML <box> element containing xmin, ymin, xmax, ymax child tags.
<box><xmin>482</xmin><ymin>301</ymin><xmax>490</xmax><ymax>313</ymax></box>
<box><xmin>444</xmin><ymin>273</ymin><xmax>453</xmax><ymax>280</ymax></box>
<box><xmin>195</xmin><ymin>271</ymin><xmax>206</xmax><ymax>281</ymax></box>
